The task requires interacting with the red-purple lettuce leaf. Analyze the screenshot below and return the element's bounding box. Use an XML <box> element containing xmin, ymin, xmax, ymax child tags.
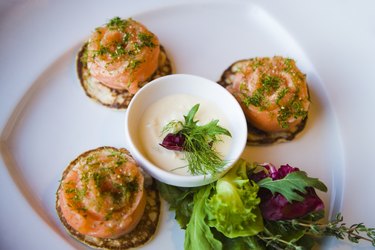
<box><xmin>250</xmin><ymin>164</ymin><xmax>327</xmax><ymax>221</ymax></box>
<box><xmin>160</xmin><ymin>133</ymin><xmax>185</xmax><ymax>151</ymax></box>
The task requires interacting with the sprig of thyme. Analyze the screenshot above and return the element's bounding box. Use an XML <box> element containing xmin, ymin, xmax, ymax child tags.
<box><xmin>257</xmin><ymin>213</ymin><xmax>375</xmax><ymax>249</ymax></box>
<box><xmin>305</xmin><ymin>213</ymin><xmax>375</xmax><ymax>245</ymax></box>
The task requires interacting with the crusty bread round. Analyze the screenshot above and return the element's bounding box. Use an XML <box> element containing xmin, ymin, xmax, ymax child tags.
<box><xmin>77</xmin><ymin>44</ymin><xmax>173</xmax><ymax>109</ymax></box>
<box><xmin>56</xmin><ymin>146</ymin><xmax>161</xmax><ymax>249</ymax></box>
<box><xmin>218</xmin><ymin>59</ymin><xmax>309</xmax><ymax>145</ymax></box>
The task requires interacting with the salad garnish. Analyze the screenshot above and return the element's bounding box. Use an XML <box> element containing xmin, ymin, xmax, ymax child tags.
<box><xmin>157</xmin><ymin>159</ymin><xmax>375</xmax><ymax>249</ymax></box>
<box><xmin>160</xmin><ymin>104</ymin><xmax>231</xmax><ymax>175</ymax></box>
<box><xmin>253</xmin><ymin>164</ymin><xmax>326</xmax><ymax>221</ymax></box>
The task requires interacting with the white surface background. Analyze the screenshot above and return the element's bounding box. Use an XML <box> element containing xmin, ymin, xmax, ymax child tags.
<box><xmin>1</xmin><ymin>0</ymin><xmax>375</xmax><ymax>249</ymax></box>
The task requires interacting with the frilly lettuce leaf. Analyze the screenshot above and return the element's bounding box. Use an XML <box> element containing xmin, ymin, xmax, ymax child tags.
<box><xmin>206</xmin><ymin>159</ymin><xmax>264</xmax><ymax>238</ymax></box>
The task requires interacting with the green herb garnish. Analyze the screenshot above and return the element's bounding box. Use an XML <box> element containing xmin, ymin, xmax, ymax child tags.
<box><xmin>138</xmin><ymin>32</ymin><xmax>156</xmax><ymax>48</ymax></box>
<box><xmin>276</xmin><ymin>87</ymin><xmax>289</xmax><ymax>105</ymax></box>
<box><xmin>241</xmin><ymin>74</ymin><xmax>281</xmax><ymax>110</ymax></box>
<box><xmin>128</xmin><ymin>59</ymin><xmax>142</xmax><ymax>69</ymax></box>
<box><xmin>261</xmin><ymin>75</ymin><xmax>281</xmax><ymax>94</ymax></box>
<box><xmin>257</xmin><ymin>213</ymin><xmax>375</xmax><ymax>249</ymax></box>
<box><xmin>106</xmin><ymin>16</ymin><xmax>128</xmax><ymax>31</ymax></box>
<box><xmin>251</xmin><ymin>58</ymin><xmax>263</xmax><ymax>70</ymax></box>
<box><xmin>277</xmin><ymin>97</ymin><xmax>308</xmax><ymax>129</ymax></box>
<box><xmin>161</xmin><ymin>104</ymin><xmax>231</xmax><ymax>175</ymax></box>
<box><xmin>283</xmin><ymin>58</ymin><xmax>293</xmax><ymax>72</ymax></box>
<box><xmin>242</xmin><ymin>88</ymin><xmax>265</xmax><ymax>108</ymax></box>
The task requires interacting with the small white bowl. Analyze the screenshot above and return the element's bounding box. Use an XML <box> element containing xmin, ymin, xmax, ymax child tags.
<box><xmin>125</xmin><ymin>74</ymin><xmax>247</xmax><ymax>187</ymax></box>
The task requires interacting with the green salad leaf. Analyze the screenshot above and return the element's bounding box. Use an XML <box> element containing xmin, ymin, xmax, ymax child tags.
<box><xmin>184</xmin><ymin>186</ymin><xmax>222</xmax><ymax>250</ymax></box>
<box><xmin>157</xmin><ymin>159</ymin><xmax>265</xmax><ymax>250</ymax></box>
<box><xmin>257</xmin><ymin>171</ymin><xmax>328</xmax><ymax>202</ymax></box>
<box><xmin>156</xmin><ymin>182</ymin><xmax>195</xmax><ymax>229</ymax></box>
<box><xmin>217</xmin><ymin>234</ymin><xmax>265</xmax><ymax>250</ymax></box>
<box><xmin>206</xmin><ymin>159</ymin><xmax>264</xmax><ymax>238</ymax></box>
<box><xmin>157</xmin><ymin>159</ymin><xmax>375</xmax><ymax>250</ymax></box>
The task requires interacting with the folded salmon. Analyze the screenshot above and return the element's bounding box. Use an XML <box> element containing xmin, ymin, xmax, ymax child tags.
<box><xmin>56</xmin><ymin>146</ymin><xmax>160</xmax><ymax>249</ymax></box>
<box><xmin>77</xmin><ymin>17</ymin><xmax>172</xmax><ymax>109</ymax></box>
<box><xmin>218</xmin><ymin>56</ymin><xmax>310</xmax><ymax>145</ymax></box>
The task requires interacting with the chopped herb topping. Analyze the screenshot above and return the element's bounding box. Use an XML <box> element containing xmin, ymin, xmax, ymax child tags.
<box><xmin>85</xmin><ymin>155</ymin><xmax>95</xmax><ymax>164</ymax></box>
<box><xmin>96</xmin><ymin>46</ymin><xmax>110</xmax><ymax>57</ymax></box>
<box><xmin>62</xmin><ymin>149</ymin><xmax>139</xmax><ymax>216</ymax></box>
<box><xmin>92</xmin><ymin>43</ymin><xmax>124</xmax><ymax>59</ymax></box>
<box><xmin>261</xmin><ymin>75</ymin><xmax>280</xmax><ymax>94</ymax></box>
<box><xmin>108</xmin><ymin>149</ymin><xmax>128</xmax><ymax>159</ymax></box>
<box><xmin>87</xmin><ymin>17</ymin><xmax>158</xmax><ymax>74</ymax></box>
<box><xmin>138</xmin><ymin>32</ymin><xmax>156</xmax><ymax>48</ymax></box>
<box><xmin>276</xmin><ymin>87</ymin><xmax>289</xmax><ymax>105</ymax></box>
<box><xmin>116</xmin><ymin>159</ymin><xmax>125</xmax><ymax>166</ymax></box>
<box><xmin>92</xmin><ymin>32</ymin><xmax>150</xmax><ymax>66</ymax></box>
<box><xmin>283</xmin><ymin>58</ymin><xmax>293</xmax><ymax>72</ymax></box>
<box><xmin>251</xmin><ymin>58</ymin><xmax>263</xmax><ymax>70</ymax></box>
<box><xmin>113</xmin><ymin>43</ymin><xmax>126</xmax><ymax>57</ymax></box>
<box><xmin>107</xmin><ymin>16</ymin><xmax>128</xmax><ymax>31</ymax></box>
<box><xmin>238</xmin><ymin>58</ymin><xmax>309</xmax><ymax>129</ymax></box>
<box><xmin>277</xmin><ymin>97</ymin><xmax>308</xmax><ymax>128</ymax></box>
<box><xmin>241</xmin><ymin>74</ymin><xmax>281</xmax><ymax>109</ymax></box>
<box><xmin>243</xmin><ymin>89</ymin><xmax>264</xmax><ymax>108</ymax></box>
<box><xmin>93</xmin><ymin>172</ymin><xmax>105</xmax><ymax>189</ymax></box>
<box><xmin>95</xmin><ymin>27</ymin><xmax>103</xmax><ymax>34</ymax></box>
<box><xmin>128</xmin><ymin>59</ymin><xmax>142</xmax><ymax>69</ymax></box>
<box><xmin>123</xmin><ymin>32</ymin><xmax>130</xmax><ymax>43</ymax></box>
<box><xmin>64</xmin><ymin>185</ymin><xmax>87</xmax><ymax>212</ymax></box>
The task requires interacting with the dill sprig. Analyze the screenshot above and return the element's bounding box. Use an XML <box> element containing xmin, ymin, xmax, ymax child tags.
<box><xmin>161</xmin><ymin>104</ymin><xmax>231</xmax><ymax>175</ymax></box>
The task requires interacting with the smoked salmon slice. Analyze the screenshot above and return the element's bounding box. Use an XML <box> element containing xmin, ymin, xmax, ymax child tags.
<box><xmin>218</xmin><ymin>56</ymin><xmax>310</xmax><ymax>145</ymax></box>
<box><xmin>56</xmin><ymin>147</ymin><xmax>161</xmax><ymax>249</ymax></box>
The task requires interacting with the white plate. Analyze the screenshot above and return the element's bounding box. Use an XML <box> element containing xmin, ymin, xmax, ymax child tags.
<box><xmin>1</xmin><ymin>1</ymin><xmax>374</xmax><ymax>249</ymax></box>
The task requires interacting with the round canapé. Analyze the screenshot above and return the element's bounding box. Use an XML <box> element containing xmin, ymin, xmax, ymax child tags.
<box><xmin>218</xmin><ymin>56</ymin><xmax>310</xmax><ymax>145</ymax></box>
<box><xmin>77</xmin><ymin>17</ymin><xmax>173</xmax><ymax>109</ymax></box>
<box><xmin>56</xmin><ymin>146</ymin><xmax>160</xmax><ymax>249</ymax></box>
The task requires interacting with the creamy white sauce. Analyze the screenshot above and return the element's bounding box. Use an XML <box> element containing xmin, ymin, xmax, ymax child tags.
<box><xmin>139</xmin><ymin>94</ymin><xmax>232</xmax><ymax>176</ymax></box>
